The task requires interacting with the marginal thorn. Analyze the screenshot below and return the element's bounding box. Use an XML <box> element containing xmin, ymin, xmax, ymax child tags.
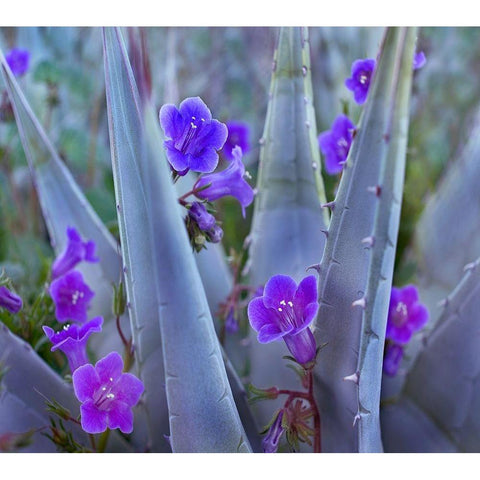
<box><xmin>366</xmin><ymin>185</ymin><xmax>382</xmax><ymax>197</ymax></box>
<box><xmin>321</xmin><ymin>201</ymin><xmax>336</xmax><ymax>210</ymax></box>
<box><xmin>361</xmin><ymin>236</ymin><xmax>375</xmax><ymax>247</ymax></box>
<box><xmin>464</xmin><ymin>261</ymin><xmax>479</xmax><ymax>272</ymax></box>
<box><xmin>352</xmin><ymin>297</ymin><xmax>366</xmax><ymax>309</ymax></box>
<box><xmin>353</xmin><ymin>413</ymin><xmax>361</xmax><ymax>427</ymax></box>
<box><xmin>306</xmin><ymin>263</ymin><xmax>322</xmax><ymax>274</ymax></box>
<box><xmin>437</xmin><ymin>298</ymin><xmax>449</xmax><ymax>308</ymax></box>
<box><xmin>343</xmin><ymin>372</ymin><xmax>360</xmax><ymax>385</ymax></box>
<box><xmin>321</xmin><ymin>229</ymin><xmax>329</xmax><ymax>238</ymax></box>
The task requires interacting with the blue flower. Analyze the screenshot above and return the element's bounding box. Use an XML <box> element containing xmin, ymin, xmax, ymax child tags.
<box><xmin>318</xmin><ymin>114</ymin><xmax>355</xmax><ymax>175</ymax></box>
<box><xmin>222</xmin><ymin>121</ymin><xmax>250</xmax><ymax>161</ymax></box>
<box><xmin>345</xmin><ymin>58</ymin><xmax>376</xmax><ymax>105</ymax></box>
<box><xmin>0</xmin><ymin>286</ymin><xmax>22</xmax><ymax>314</ymax></box>
<box><xmin>159</xmin><ymin>96</ymin><xmax>228</xmax><ymax>175</ymax></box>
<box><xmin>194</xmin><ymin>146</ymin><xmax>254</xmax><ymax>217</ymax></box>
<box><xmin>383</xmin><ymin>342</ymin><xmax>403</xmax><ymax>377</ymax></box>
<box><xmin>188</xmin><ymin>202</ymin><xmax>216</xmax><ymax>231</ymax></box>
<box><xmin>248</xmin><ymin>274</ymin><xmax>318</xmax><ymax>365</ymax></box>
<box><xmin>5</xmin><ymin>48</ymin><xmax>30</xmax><ymax>77</ymax></box>
<box><xmin>413</xmin><ymin>51</ymin><xmax>426</xmax><ymax>70</ymax></box>
<box><xmin>262</xmin><ymin>409</ymin><xmax>285</xmax><ymax>453</ymax></box>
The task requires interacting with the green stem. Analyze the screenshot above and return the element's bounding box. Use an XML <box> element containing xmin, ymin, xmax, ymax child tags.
<box><xmin>97</xmin><ymin>429</ymin><xmax>111</xmax><ymax>453</ymax></box>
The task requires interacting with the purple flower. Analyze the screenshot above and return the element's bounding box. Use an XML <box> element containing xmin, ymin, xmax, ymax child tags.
<box><xmin>222</xmin><ymin>121</ymin><xmax>250</xmax><ymax>161</ymax></box>
<box><xmin>386</xmin><ymin>284</ymin><xmax>429</xmax><ymax>344</ymax></box>
<box><xmin>383</xmin><ymin>342</ymin><xmax>403</xmax><ymax>377</ymax></box>
<box><xmin>318</xmin><ymin>114</ymin><xmax>355</xmax><ymax>175</ymax></box>
<box><xmin>49</xmin><ymin>270</ymin><xmax>95</xmax><ymax>323</ymax></box>
<box><xmin>413</xmin><ymin>51</ymin><xmax>426</xmax><ymax>70</ymax></box>
<box><xmin>225</xmin><ymin>307</ymin><xmax>239</xmax><ymax>334</ymax></box>
<box><xmin>207</xmin><ymin>224</ymin><xmax>223</xmax><ymax>243</ymax></box>
<box><xmin>5</xmin><ymin>48</ymin><xmax>30</xmax><ymax>77</ymax></box>
<box><xmin>0</xmin><ymin>286</ymin><xmax>22</xmax><ymax>314</ymax></box>
<box><xmin>43</xmin><ymin>317</ymin><xmax>103</xmax><ymax>373</ymax></box>
<box><xmin>345</xmin><ymin>58</ymin><xmax>376</xmax><ymax>105</ymax></box>
<box><xmin>72</xmin><ymin>351</ymin><xmax>144</xmax><ymax>434</ymax></box>
<box><xmin>194</xmin><ymin>146</ymin><xmax>254</xmax><ymax>218</ymax></box>
<box><xmin>159</xmin><ymin>96</ymin><xmax>228</xmax><ymax>175</ymax></box>
<box><xmin>188</xmin><ymin>202</ymin><xmax>216</xmax><ymax>231</ymax></box>
<box><xmin>262</xmin><ymin>409</ymin><xmax>285</xmax><ymax>453</ymax></box>
<box><xmin>51</xmin><ymin>227</ymin><xmax>99</xmax><ymax>280</ymax></box>
<box><xmin>248</xmin><ymin>274</ymin><xmax>319</xmax><ymax>365</ymax></box>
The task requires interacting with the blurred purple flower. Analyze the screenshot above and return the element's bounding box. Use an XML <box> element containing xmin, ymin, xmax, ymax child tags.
<box><xmin>207</xmin><ymin>224</ymin><xmax>223</xmax><ymax>243</ymax></box>
<box><xmin>49</xmin><ymin>270</ymin><xmax>95</xmax><ymax>323</ymax></box>
<box><xmin>188</xmin><ymin>202</ymin><xmax>216</xmax><ymax>231</ymax></box>
<box><xmin>5</xmin><ymin>48</ymin><xmax>30</xmax><ymax>77</ymax></box>
<box><xmin>318</xmin><ymin>114</ymin><xmax>355</xmax><ymax>175</ymax></box>
<box><xmin>262</xmin><ymin>409</ymin><xmax>285</xmax><ymax>453</ymax></box>
<box><xmin>222</xmin><ymin>121</ymin><xmax>250</xmax><ymax>160</ymax></box>
<box><xmin>51</xmin><ymin>227</ymin><xmax>99</xmax><ymax>280</ymax></box>
<box><xmin>0</xmin><ymin>286</ymin><xmax>22</xmax><ymax>314</ymax></box>
<box><xmin>43</xmin><ymin>317</ymin><xmax>103</xmax><ymax>373</ymax></box>
<box><xmin>345</xmin><ymin>58</ymin><xmax>376</xmax><ymax>104</ymax></box>
<box><xmin>383</xmin><ymin>342</ymin><xmax>404</xmax><ymax>377</ymax></box>
<box><xmin>72</xmin><ymin>351</ymin><xmax>144</xmax><ymax>434</ymax></box>
<box><xmin>225</xmin><ymin>307</ymin><xmax>239</xmax><ymax>334</ymax></box>
<box><xmin>386</xmin><ymin>284</ymin><xmax>429</xmax><ymax>344</ymax></box>
<box><xmin>413</xmin><ymin>51</ymin><xmax>426</xmax><ymax>70</ymax></box>
<box><xmin>248</xmin><ymin>274</ymin><xmax>318</xmax><ymax>365</ymax></box>
<box><xmin>159</xmin><ymin>96</ymin><xmax>228</xmax><ymax>175</ymax></box>
<box><xmin>194</xmin><ymin>146</ymin><xmax>254</xmax><ymax>217</ymax></box>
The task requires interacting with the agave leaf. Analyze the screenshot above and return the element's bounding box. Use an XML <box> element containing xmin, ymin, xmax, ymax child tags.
<box><xmin>0</xmin><ymin>323</ymin><xmax>86</xmax><ymax>452</ymax></box>
<box><xmin>313</xmin><ymin>27</ymin><xmax>416</xmax><ymax>452</ymax></box>
<box><xmin>382</xmin><ymin>257</ymin><xmax>480</xmax><ymax>452</ymax></box>
<box><xmin>103</xmin><ymin>27</ymin><xmax>250</xmax><ymax>453</ymax></box>
<box><xmin>245</xmin><ymin>27</ymin><xmax>329</xmax><ymax>437</ymax></box>
<box><xmin>0</xmin><ymin>50</ymin><xmax>122</xmax><ymax>328</ymax></box>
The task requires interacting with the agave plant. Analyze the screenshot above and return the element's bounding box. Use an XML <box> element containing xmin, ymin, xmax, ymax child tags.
<box><xmin>0</xmin><ymin>25</ymin><xmax>479</xmax><ymax>454</ymax></box>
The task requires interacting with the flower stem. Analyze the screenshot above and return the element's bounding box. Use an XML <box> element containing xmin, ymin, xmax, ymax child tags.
<box><xmin>97</xmin><ymin>429</ymin><xmax>111</xmax><ymax>453</ymax></box>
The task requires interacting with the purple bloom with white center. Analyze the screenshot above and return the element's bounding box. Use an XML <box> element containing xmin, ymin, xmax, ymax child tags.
<box><xmin>43</xmin><ymin>317</ymin><xmax>103</xmax><ymax>373</ymax></box>
<box><xmin>386</xmin><ymin>284</ymin><xmax>429</xmax><ymax>345</ymax></box>
<box><xmin>72</xmin><ymin>351</ymin><xmax>144</xmax><ymax>434</ymax></box>
<box><xmin>263</xmin><ymin>409</ymin><xmax>285</xmax><ymax>453</ymax></box>
<box><xmin>383</xmin><ymin>342</ymin><xmax>404</xmax><ymax>377</ymax></box>
<box><xmin>51</xmin><ymin>227</ymin><xmax>99</xmax><ymax>280</ymax></box>
<box><xmin>49</xmin><ymin>270</ymin><xmax>95</xmax><ymax>323</ymax></box>
<box><xmin>194</xmin><ymin>146</ymin><xmax>254</xmax><ymax>218</ymax></box>
<box><xmin>5</xmin><ymin>48</ymin><xmax>30</xmax><ymax>77</ymax></box>
<box><xmin>159</xmin><ymin>96</ymin><xmax>228</xmax><ymax>175</ymax></box>
<box><xmin>222</xmin><ymin>121</ymin><xmax>250</xmax><ymax>161</ymax></box>
<box><xmin>345</xmin><ymin>58</ymin><xmax>376</xmax><ymax>105</ymax></box>
<box><xmin>188</xmin><ymin>202</ymin><xmax>216</xmax><ymax>232</ymax></box>
<box><xmin>0</xmin><ymin>286</ymin><xmax>22</xmax><ymax>314</ymax></box>
<box><xmin>413</xmin><ymin>51</ymin><xmax>426</xmax><ymax>70</ymax></box>
<box><xmin>248</xmin><ymin>274</ymin><xmax>319</xmax><ymax>365</ymax></box>
<box><xmin>318</xmin><ymin>114</ymin><xmax>355</xmax><ymax>175</ymax></box>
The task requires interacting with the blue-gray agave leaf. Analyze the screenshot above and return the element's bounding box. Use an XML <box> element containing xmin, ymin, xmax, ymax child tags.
<box><xmin>0</xmin><ymin>50</ymin><xmax>122</xmax><ymax>340</ymax></box>
<box><xmin>381</xmin><ymin>258</ymin><xmax>480</xmax><ymax>452</ymax></box>
<box><xmin>0</xmin><ymin>323</ymin><xmax>86</xmax><ymax>452</ymax></box>
<box><xmin>103</xmin><ymin>27</ymin><xmax>251</xmax><ymax>453</ymax></box>
<box><xmin>314</xmin><ymin>27</ymin><xmax>416</xmax><ymax>452</ymax></box>
<box><xmin>245</xmin><ymin>27</ymin><xmax>329</xmax><ymax>435</ymax></box>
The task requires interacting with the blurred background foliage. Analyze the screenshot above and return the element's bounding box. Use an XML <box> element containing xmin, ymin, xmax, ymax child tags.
<box><xmin>1</xmin><ymin>26</ymin><xmax>479</xmax><ymax>323</ymax></box>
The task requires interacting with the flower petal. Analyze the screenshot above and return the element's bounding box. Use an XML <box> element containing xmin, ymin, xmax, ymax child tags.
<box><xmin>159</xmin><ymin>103</ymin><xmax>185</xmax><ymax>140</ymax></box>
<box><xmin>293</xmin><ymin>275</ymin><xmax>318</xmax><ymax>317</ymax></box>
<box><xmin>399</xmin><ymin>284</ymin><xmax>419</xmax><ymax>307</ymax></box>
<box><xmin>80</xmin><ymin>400</ymin><xmax>108</xmax><ymax>434</ymax></box>
<box><xmin>95</xmin><ymin>351</ymin><xmax>124</xmax><ymax>384</ymax></box>
<box><xmin>283</xmin><ymin>328</ymin><xmax>317</xmax><ymax>364</ymax></box>
<box><xmin>258</xmin><ymin>323</ymin><xmax>286</xmax><ymax>343</ymax></box>
<box><xmin>196</xmin><ymin>119</ymin><xmax>228</xmax><ymax>150</ymax></box>
<box><xmin>408</xmin><ymin>303</ymin><xmax>429</xmax><ymax>331</ymax></box>
<box><xmin>263</xmin><ymin>275</ymin><xmax>297</xmax><ymax>309</ymax></box>
<box><xmin>107</xmin><ymin>401</ymin><xmax>134</xmax><ymax>434</ymax></box>
<box><xmin>164</xmin><ymin>140</ymin><xmax>189</xmax><ymax>172</ymax></box>
<box><xmin>248</xmin><ymin>297</ymin><xmax>276</xmax><ymax>333</ymax></box>
<box><xmin>72</xmin><ymin>363</ymin><xmax>101</xmax><ymax>402</ymax></box>
<box><xmin>189</xmin><ymin>147</ymin><xmax>219</xmax><ymax>173</ymax></box>
<box><xmin>179</xmin><ymin>96</ymin><xmax>212</xmax><ymax>123</ymax></box>
<box><xmin>113</xmin><ymin>373</ymin><xmax>145</xmax><ymax>406</ymax></box>
<box><xmin>386</xmin><ymin>323</ymin><xmax>412</xmax><ymax>344</ymax></box>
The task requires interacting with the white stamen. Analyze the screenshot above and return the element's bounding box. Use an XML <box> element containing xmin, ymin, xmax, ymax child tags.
<box><xmin>278</xmin><ymin>307</ymin><xmax>283</xmax><ymax>312</ymax></box>
<box><xmin>280</xmin><ymin>300</ymin><xmax>286</xmax><ymax>306</ymax></box>
<box><xmin>106</xmin><ymin>393</ymin><xmax>115</xmax><ymax>399</ymax></box>
<box><xmin>359</xmin><ymin>74</ymin><xmax>368</xmax><ymax>84</ymax></box>
<box><xmin>287</xmin><ymin>301</ymin><xmax>293</xmax><ymax>307</ymax></box>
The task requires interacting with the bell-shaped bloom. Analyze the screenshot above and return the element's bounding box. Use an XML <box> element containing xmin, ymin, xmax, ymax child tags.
<box><xmin>5</xmin><ymin>48</ymin><xmax>30</xmax><ymax>77</ymax></box>
<box><xmin>72</xmin><ymin>351</ymin><xmax>144</xmax><ymax>434</ymax></box>
<box><xmin>318</xmin><ymin>114</ymin><xmax>355</xmax><ymax>175</ymax></box>
<box><xmin>194</xmin><ymin>146</ymin><xmax>254</xmax><ymax>217</ymax></box>
<box><xmin>0</xmin><ymin>286</ymin><xmax>22</xmax><ymax>314</ymax></box>
<box><xmin>413</xmin><ymin>51</ymin><xmax>426</xmax><ymax>70</ymax></box>
<box><xmin>248</xmin><ymin>274</ymin><xmax>319</xmax><ymax>365</ymax></box>
<box><xmin>188</xmin><ymin>202</ymin><xmax>216</xmax><ymax>231</ymax></box>
<box><xmin>345</xmin><ymin>58</ymin><xmax>376</xmax><ymax>105</ymax></box>
<box><xmin>222</xmin><ymin>121</ymin><xmax>250</xmax><ymax>160</ymax></box>
<box><xmin>49</xmin><ymin>270</ymin><xmax>95</xmax><ymax>323</ymax></box>
<box><xmin>43</xmin><ymin>317</ymin><xmax>103</xmax><ymax>373</ymax></box>
<box><xmin>383</xmin><ymin>342</ymin><xmax>404</xmax><ymax>377</ymax></box>
<box><xmin>51</xmin><ymin>227</ymin><xmax>99</xmax><ymax>280</ymax></box>
<box><xmin>386</xmin><ymin>284</ymin><xmax>429</xmax><ymax>345</ymax></box>
<box><xmin>159</xmin><ymin>96</ymin><xmax>228</xmax><ymax>175</ymax></box>
<box><xmin>262</xmin><ymin>409</ymin><xmax>285</xmax><ymax>453</ymax></box>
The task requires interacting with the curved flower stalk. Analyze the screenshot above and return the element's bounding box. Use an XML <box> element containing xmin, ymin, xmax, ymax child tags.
<box><xmin>314</xmin><ymin>27</ymin><xmax>416</xmax><ymax>452</ymax></box>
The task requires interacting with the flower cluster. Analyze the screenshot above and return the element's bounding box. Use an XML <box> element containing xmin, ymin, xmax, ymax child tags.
<box><xmin>43</xmin><ymin>227</ymin><xmax>144</xmax><ymax>435</ymax></box>
<box><xmin>383</xmin><ymin>284</ymin><xmax>429</xmax><ymax>376</ymax></box>
<box><xmin>160</xmin><ymin>97</ymin><xmax>254</xmax><ymax>251</ymax></box>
